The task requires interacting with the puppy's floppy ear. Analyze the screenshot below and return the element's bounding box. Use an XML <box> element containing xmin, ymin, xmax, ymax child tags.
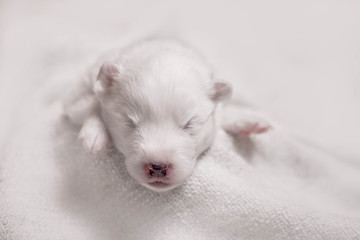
<box><xmin>208</xmin><ymin>80</ymin><xmax>233</xmax><ymax>103</ymax></box>
<box><xmin>94</xmin><ymin>62</ymin><xmax>121</xmax><ymax>94</ymax></box>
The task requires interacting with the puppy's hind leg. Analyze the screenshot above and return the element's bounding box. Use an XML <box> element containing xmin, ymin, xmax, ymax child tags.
<box><xmin>221</xmin><ymin>106</ymin><xmax>272</xmax><ymax>136</ymax></box>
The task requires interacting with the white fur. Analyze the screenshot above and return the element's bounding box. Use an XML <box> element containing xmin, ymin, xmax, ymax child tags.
<box><xmin>63</xmin><ymin>39</ymin><xmax>268</xmax><ymax>192</ymax></box>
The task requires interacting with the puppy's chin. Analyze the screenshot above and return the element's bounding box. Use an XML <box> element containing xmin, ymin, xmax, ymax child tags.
<box><xmin>141</xmin><ymin>181</ymin><xmax>181</xmax><ymax>192</ymax></box>
<box><xmin>134</xmin><ymin>172</ymin><xmax>187</xmax><ymax>192</ymax></box>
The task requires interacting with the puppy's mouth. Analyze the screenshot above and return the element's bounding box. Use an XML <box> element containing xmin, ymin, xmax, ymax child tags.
<box><xmin>146</xmin><ymin>177</ymin><xmax>172</xmax><ymax>189</ymax></box>
<box><xmin>147</xmin><ymin>178</ymin><xmax>170</xmax><ymax>184</ymax></box>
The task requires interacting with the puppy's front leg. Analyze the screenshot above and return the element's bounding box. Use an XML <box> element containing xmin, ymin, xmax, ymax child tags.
<box><xmin>221</xmin><ymin>106</ymin><xmax>272</xmax><ymax>136</ymax></box>
<box><xmin>78</xmin><ymin>115</ymin><xmax>113</xmax><ymax>154</ymax></box>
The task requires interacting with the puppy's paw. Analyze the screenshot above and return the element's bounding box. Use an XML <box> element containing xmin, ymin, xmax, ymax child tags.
<box><xmin>78</xmin><ymin>116</ymin><xmax>113</xmax><ymax>154</ymax></box>
<box><xmin>222</xmin><ymin>115</ymin><xmax>271</xmax><ymax>136</ymax></box>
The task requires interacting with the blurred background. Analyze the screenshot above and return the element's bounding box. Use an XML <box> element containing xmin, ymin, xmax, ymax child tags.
<box><xmin>1</xmin><ymin>0</ymin><xmax>359</xmax><ymax>156</ymax></box>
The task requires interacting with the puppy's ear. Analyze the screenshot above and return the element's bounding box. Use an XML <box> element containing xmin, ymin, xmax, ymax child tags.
<box><xmin>208</xmin><ymin>80</ymin><xmax>233</xmax><ymax>103</ymax></box>
<box><xmin>94</xmin><ymin>62</ymin><xmax>121</xmax><ymax>94</ymax></box>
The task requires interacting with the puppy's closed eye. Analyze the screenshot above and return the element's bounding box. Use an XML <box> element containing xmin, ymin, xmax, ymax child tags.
<box><xmin>183</xmin><ymin>118</ymin><xmax>194</xmax><ymax>130</ymax></box>
<box><xmin>125</xmin><ymin>116</ymin><xmax>138</xmax><ymax>129</ymax></box>
<box><xmin>182</xmin><ymin>111</ymin><xmax>214</xmax><ymax>133</ymax></box>
<box><xmin>182</xmin><ymin>116</ymin><xmax>199</xmax><ymax>134</ymax></box>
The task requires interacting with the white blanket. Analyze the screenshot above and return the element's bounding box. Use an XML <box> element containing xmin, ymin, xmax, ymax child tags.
<box><xmin>1</xmin><ymin>78</ymin><xmax>360</xmax><ymax>240</ymax></box>
<box><xmin>1</xmin><ymin>0</ymin><xmax>360</xmax><ymax>239</ymax></box>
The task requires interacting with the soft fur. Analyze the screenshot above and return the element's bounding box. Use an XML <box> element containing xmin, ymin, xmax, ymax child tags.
<box><xmin>63</xmin><ymin>39</ymin><xmax>269</xmax><ymax>191</ymax></box>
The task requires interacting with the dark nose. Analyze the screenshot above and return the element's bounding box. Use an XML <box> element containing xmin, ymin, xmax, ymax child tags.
<box><xmin>147</xmin><ymin>164</ymin><xmax>168</xmax><ymax>177</ymax></box>
<box><xmin>151</xmin><ymin>164</ymin><xmax>167</xmax><ymax>171</ymax></box>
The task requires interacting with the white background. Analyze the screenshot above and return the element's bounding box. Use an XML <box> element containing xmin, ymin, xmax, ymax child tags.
<box><xmin>1</xmin><ymin>0</ymin><xmax>359</xmax><ymax>156</ymax></box>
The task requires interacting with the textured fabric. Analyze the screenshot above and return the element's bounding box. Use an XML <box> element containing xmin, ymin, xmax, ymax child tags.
<box><xmin>1</xmin><ymin>78</ymin><xmax>360</xmax><ymax>240</ymax></box>
<box><xmin>1</xmin><ymin>0</ymin><xmax>360</xmax><ymax>239</ymax></box>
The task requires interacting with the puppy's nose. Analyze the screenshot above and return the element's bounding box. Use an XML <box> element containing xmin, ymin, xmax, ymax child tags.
<box><xmin>151</xmin><ymin>164</ymin><xmax>167</xmax><ymax>171</ymax></box>
<box><xmin>147</xmin><ymin>164</ymin><xmax>168</xmax><ymax>177</ymax></box>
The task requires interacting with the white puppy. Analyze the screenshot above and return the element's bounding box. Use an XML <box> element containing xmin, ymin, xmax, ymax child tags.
<box><xmin>63</xmin><ymin>39</ymin><xmax>270</xmax><ymax>192</ymax></box>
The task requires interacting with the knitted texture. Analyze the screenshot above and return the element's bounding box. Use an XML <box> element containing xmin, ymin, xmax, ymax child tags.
<box><xmin>1</xmin><ymin>79</ymin><xmax>360</xmax><ymax>240</ymax></box>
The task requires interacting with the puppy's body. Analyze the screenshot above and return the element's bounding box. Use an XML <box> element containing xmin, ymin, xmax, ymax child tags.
<box><xmin>63</xmin><ymin>39</ymin><xmax>269</xmax><ymax>191</ymax></box>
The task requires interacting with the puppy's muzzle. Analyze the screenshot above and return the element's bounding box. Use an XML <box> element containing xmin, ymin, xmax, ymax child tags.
<box><xmin>147</xmin><ymin>164</ymin><xmax>168</xmax><ymax>177</ymax></box>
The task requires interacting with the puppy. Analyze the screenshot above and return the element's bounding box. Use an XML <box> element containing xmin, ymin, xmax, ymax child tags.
<box><xmin>63</xmin><ymin>39</ymin><xmax>270</xmax><ymax>192</ymax></box>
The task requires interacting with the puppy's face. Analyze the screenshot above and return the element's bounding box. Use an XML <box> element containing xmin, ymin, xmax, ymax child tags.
<box><xmin>95</xmin><ymin>61</ymin><xmax>231</xmax><ymax>192</ymax></box>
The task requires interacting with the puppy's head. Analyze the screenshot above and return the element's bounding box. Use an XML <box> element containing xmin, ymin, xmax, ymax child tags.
<box><xmin>94</xmin><ymin>60</ymin><xmax>231</xmax><ymax>192</ymax></box>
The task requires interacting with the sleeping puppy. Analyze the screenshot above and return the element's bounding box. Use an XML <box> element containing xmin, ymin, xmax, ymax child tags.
<box><xmin>63</xmin><ymin>39</ymin><xmax>270</xmax><ymax>192</ymax></box>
